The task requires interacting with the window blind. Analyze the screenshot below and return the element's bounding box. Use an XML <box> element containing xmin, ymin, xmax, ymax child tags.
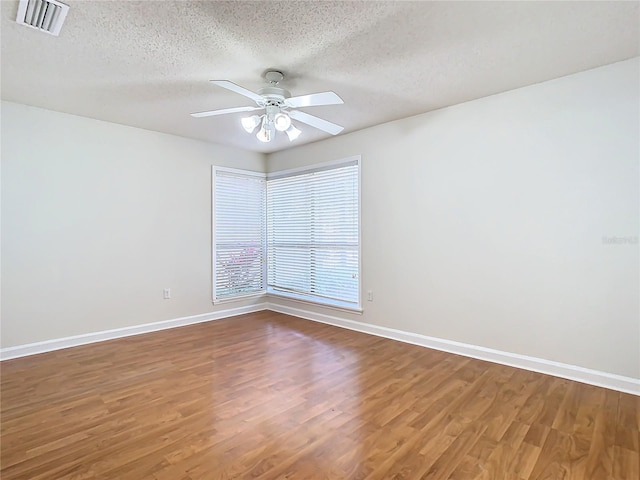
<box><xmin>267</xmin><ymin>161</ymin><xmax>360</xmax><ymax>307</ymax></box>
<box><xmin>213</xmin><ymin>169</ymin><xmax>266</xmax><ymax>300</ymax></box>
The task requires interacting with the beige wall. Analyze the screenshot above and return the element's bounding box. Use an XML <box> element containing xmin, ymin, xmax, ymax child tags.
<box><xmin>1</xmin><ymin>102</ymin><xmax>265</xmax><ymax>347</ymax></box>
<box><xmin>3</xmin><ymin>58</ymin><xmax>638</xmax><ymax>379</ymax></box>
<box><xmin>267</xmin><ymin>58</ymin><xmax>640</xmax><ymax>378</ymax></box>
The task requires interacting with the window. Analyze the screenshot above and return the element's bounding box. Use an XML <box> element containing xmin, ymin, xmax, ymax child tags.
<box><xmin>267</xmin><ymin>158</ymin><xmax>360</xmax><ymax>309</ymax></box>
<box><xmin>212</xmin><ymin>168</ymin><xmax>266</xmax><ymax>301</ymax></box>
<box><xmin>212</xmin><ymin>157</ymin><xmax>361</xmax><ymax>310</ymax></box>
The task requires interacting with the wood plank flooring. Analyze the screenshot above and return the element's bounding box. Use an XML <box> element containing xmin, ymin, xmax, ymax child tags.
<box><xmin>1</xmin><ymin>311</ymin><xmax>638</xmax><ymax>479</ymax></box>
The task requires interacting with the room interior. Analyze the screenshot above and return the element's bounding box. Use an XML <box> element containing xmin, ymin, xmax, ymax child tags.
<box><xmin>1</xmin><ymin>1</ymin><xmax>639</xmax><ymax>478</ymax></box>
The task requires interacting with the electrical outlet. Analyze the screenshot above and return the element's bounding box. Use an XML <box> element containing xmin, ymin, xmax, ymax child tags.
<box><xmin>367</xmin><ymin>290</ymin><xmax>373</xmax><ymax>302</ymax></box>
<box><xmin>163</xmin><ymin>288</ymin><xmax>171</xmax><ymax>299</ymax></box>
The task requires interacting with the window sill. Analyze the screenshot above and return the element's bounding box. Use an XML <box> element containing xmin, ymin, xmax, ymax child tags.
<box><xmin>213</xmin><ymin>291</ymin><xmax>266</xmax><ymax>305</ymax></box>
<box><xmin>266</xmin><ymin>290</ymin><xmax>363</xmax><ymax>314</ymax></box>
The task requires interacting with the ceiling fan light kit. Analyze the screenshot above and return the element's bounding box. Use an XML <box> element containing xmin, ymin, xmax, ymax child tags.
<box><xmin>273</xmin><ymin>112</ymin><xmax>291</xmax><ymax>131</ymax></box>
<box><xmin>256</xmin><ymin>116</ymin><xmax>277</xmax><ymax>143</ymax></box>
<box><xmin>241</xmin><ymin>115</ymin><xmax>261</xmax><ymax>133</ymax></box>
<box><xmin>285</xmin><ymin>124</ymin><xmax>301</xmax><ymax>141</ymax></box>
<box><xmin>191</xmin><ymin>71</ymin><xmax>345</xmax><ymax>143</ymax></box>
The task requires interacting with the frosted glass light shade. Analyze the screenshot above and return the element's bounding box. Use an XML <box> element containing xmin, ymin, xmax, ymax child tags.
<box><xmin>273</xmin><ymin>113</ymin><xmax>292</xmax><ymax>132</ymax></box>
<box><xmin>256</xmin><ymin>118</ymin><xmax>275</xmax><ymax>142</ymax></box>
<box><xmin>256</xmin><ymin>126</ymin><xmax>271</xmax><ymax>142</ymax></box>
<box><xmin>285</xmin><ymin>125</ymin><xmax>301</xmax><ymax>141</ymax></box>
<box><xmin>241</xmin><ymin>115</ymin><xmax>261</xmax><ymax>133</ymax></box>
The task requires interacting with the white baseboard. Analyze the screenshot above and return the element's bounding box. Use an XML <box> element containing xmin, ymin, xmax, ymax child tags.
<box><xmin>268</xmin><ymin>302</ymin><xmax>640</xmax><ymax>396</ymax></box>
<box><xmin>0</xmin><ymin>303</ymin><xmax>268</xmax><ymax>361</ymax></box>
<box><xmin>3</xmin><ymin>301</ymin><xmax>638</xmax><ymax>396</ymax></box>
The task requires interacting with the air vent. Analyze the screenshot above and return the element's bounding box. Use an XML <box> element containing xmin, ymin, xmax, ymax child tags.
<box><xmin>16</xmin><ymin>0</ymin><xmax>69</xmax><ymax>36</ymax></box>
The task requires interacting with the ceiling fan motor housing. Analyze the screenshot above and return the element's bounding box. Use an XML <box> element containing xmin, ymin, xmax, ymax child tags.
<box><xmin>258</xmin><ymin>86</ymin><xmax>291</xmax><ymax>106</ymax></box>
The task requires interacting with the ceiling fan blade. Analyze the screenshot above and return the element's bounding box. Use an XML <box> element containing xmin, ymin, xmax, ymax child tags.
<box><xmin>211</xmin><ymin>80</ymin><xmax>264</xmax><ymax>103</ymax></box>
<box><xmin>190</xmin><ymin>106</ymin><xmax>262</xmax><ymax>118</ymax></box>
<box><xmin>285</xmin><ymin>91</ymin><xmax>344</xmax><ymax>108</ymax></box>
<box><xmin>288</xmin><ymin>110</ymin><xmax>344</xmax><ymax>135</ymax></box>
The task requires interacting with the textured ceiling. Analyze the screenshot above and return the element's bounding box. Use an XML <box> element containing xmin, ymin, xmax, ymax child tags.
<box><xmin>1</xmin><ymin>1</ymin><xmax>638</xmax><ymax>153</ymax></box>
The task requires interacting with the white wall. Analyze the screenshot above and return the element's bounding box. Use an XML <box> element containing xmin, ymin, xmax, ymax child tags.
<box><xmin>267</xmin><ymin>58</ymin><xmax>640</xmax><ymax>379</ymax></box>
<box><xmin>1</xmin><ymin>102</ymin><xmax>265</xmax><ymax>348</ymax></box>
<box><xmin>3</xmin><ymin>58</ymin><xmax>638</xmax><ymax>380</ymax></box>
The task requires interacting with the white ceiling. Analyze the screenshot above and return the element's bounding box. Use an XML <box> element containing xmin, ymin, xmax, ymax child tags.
<box><xmin>1</xmin><ymin>1</ymin><xmax>638</xmax><ymax>153</ymax></box>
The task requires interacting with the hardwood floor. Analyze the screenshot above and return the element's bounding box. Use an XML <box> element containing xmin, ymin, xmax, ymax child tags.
<box><xmin>1</xmin><ymin>311</ymin><xmax>638</xmax><ymax>479</ymax></box>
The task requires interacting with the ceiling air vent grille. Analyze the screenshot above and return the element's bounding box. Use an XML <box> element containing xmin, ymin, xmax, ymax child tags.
<box><xmin>16</xmin><ymin>0</ymin><xmax>69</xmax><ymax>36</ymax></box>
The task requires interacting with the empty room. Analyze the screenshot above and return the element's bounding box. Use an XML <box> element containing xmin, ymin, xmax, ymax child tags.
<box><xmin>1</xmin><ymin>1</ymin><xmax>638</xmax><ymax>479</ymax></box>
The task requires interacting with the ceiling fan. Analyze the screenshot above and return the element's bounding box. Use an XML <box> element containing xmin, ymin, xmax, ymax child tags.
<box><xmin>190</xmin><ymin>71</ymin><xmax>344</xmax><ymax>143</ymax></box>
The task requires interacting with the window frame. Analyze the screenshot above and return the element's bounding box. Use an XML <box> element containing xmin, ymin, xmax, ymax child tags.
<box><xmin>211</xmin><ymin>166</ymin><xmax>267</xmax><ymax>304</ymax></box>
<box><xmin>211</xmin><ymin>156</ymin><xmax>362</xmax><ymax>312</ymax></box>
<box><xmin>265</xmin><ymin>156</ymin><xmax>362</xmax><ymax>312</ymax></box>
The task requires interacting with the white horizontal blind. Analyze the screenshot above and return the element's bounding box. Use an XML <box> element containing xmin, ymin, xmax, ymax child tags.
<box><xmin>267</xmin><ymin>161</ymin><xmax>359</xmax><ymax>306</ymax></box>
<box><xmin>213</xmin><ymin>169</ymin><xmax>266</xmax><ymax>300</ymax></box>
